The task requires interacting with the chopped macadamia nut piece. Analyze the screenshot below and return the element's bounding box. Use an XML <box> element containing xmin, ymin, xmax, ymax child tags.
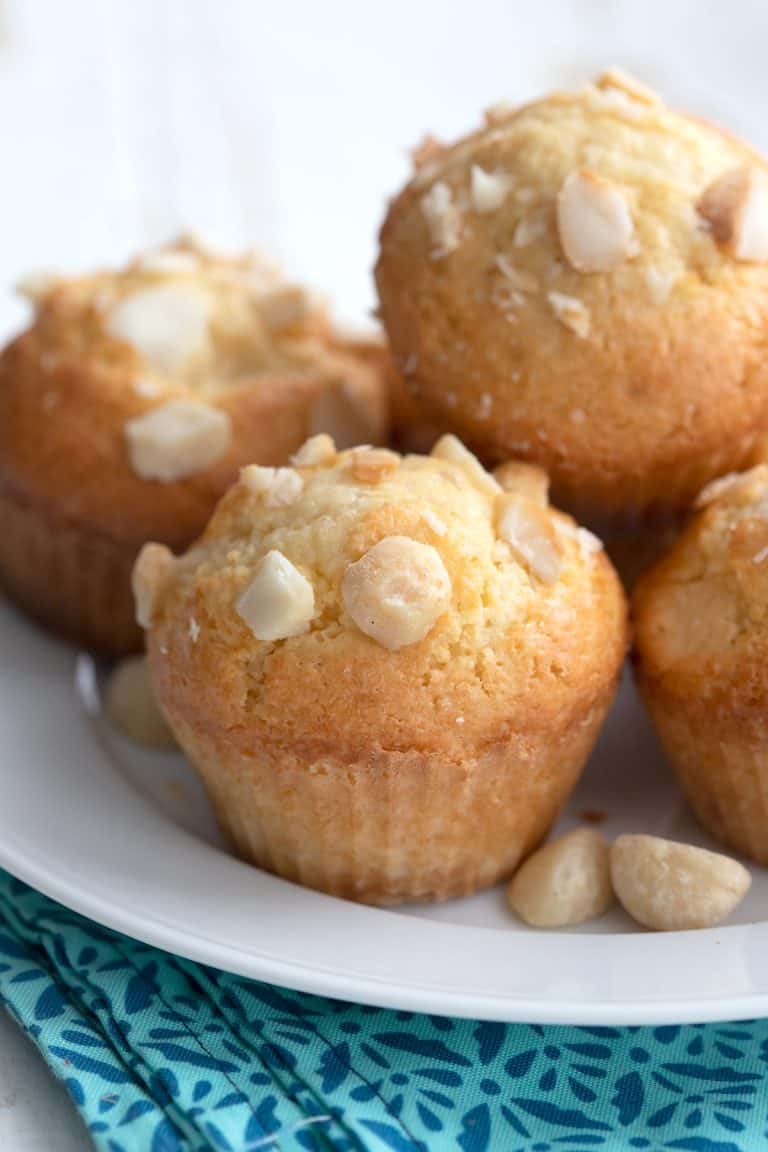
<box><xmin>133</xmin><ymin>542</ymin><xmax>175</xmax><ymax>628</ymax></box>
<box><xmin>125</xmin><ymin>399</ymin><xmax>231</xmax><ymax>482</ymax></box>
<box><xmin>291</xmin><ymin>434</ymin><xmax>336</xmax><ymax>467</ymax></box>
<box><xmin>342</xmin><ymin>536</ymin><xmax>451</xmax><ymax>650</ymax></box>
<box><xmin>470</xmin><ymin>166</ymin><xmax>510</xmax><ymax>214</ymax></box>
<box><xmin>508</xmin><ymin>828</ymin><xmax>614</xmax><ymax>928</ymax></box>
<box><xmin>241</xmin><ymin>465</ymin><xmax>304</xmax><ymax>506</ymax></box>
<box><xmin>644</xmin><ymin>265</ymin><xmax>678</xmax><ymax>305</ymax></box>
<box><xmin>349</xmin><ymin>448</ymin><xmax>399</xmax><ymax>483</ymax></box>
<box><xmin>698</xmin><ymin>167</ymin><xmax>768</xmax><ymax>262</ymax></box>
<box><xmin>514</xmin><ymin>215</ymin><xmax>547</xmax><ymax>247</ymax></box>
<box><xmin>557</xmin><ymin>170</ymin><xmax>634</xmax><ymax>272</ymax></box>
<box><xmin>15</xmin><ymin>271</ymin><xmax>57</xmax><ymax>302</ymax></box>
<box><xmin>595</xmin><ymin>67</ymin><xmax>661</xmax><ymax>105</ymax></box>
<box><xmin>105</xmin><ymin>656</ymin><xmax>176</xmax><ymax>748</ymax></box>
<box><xmin>431</xmin><ymin>435</ymin><xmax>501</xmax><ymax>497</ymax></box>
<box><xmin>421</xmin><ymin>181</ymin><xmax>461</xmax><ymax>254</ymax></box>
<box><xmin>610</xmin><ymin>835</ymin><xmax>751</xmax><ymax>931</ymax></box>
<box><xmin>495</xmin><ymin>255</ymin><xmax>538</xmax><ymax>292</ymax></box>
<box><xmin>694</xmin><ymin>466</ymin><xmax>766</xmax><ymax>510</ymax></box>
<box><xmin>236</xmin><ymin>550</ymin><xmax>315</xmax><ymax>641</ymax></box>
<box><xmin>548</xmin><ymin>291</ymin><xmax>591</xmax><ymax>338</ymax></box>
<box><xmin>421</xmin><ymin>508</ymin><xmax>447</xmax><ymax>536</ymax></box>
<box><xmin>493</xmin><ymin>461</ymin><xmax>550</xmax><ymax>505</ymax></box>
<box><xmin>107</xmin><ymin>282</ymin><xmax>212</xmax><ymax>373</ymax></box>
<box><xmin>496</xmin><ymin>495</ymin><xmax>562</xmax><ymax>583</ymax></box>
<box><xmin>309</xmin><ymin>383</ymin><xmax>378</xmax><ymax>450</ymax></box>
<box><xmin>259</xmin><ymin>285</ymin><xmax>310</xmax><ymax>331</ymax></box>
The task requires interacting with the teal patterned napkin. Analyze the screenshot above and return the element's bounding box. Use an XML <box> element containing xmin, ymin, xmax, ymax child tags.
<box><xmin>0</xmin><ymin>869</ymin><xmax>766</xmax><ymax>1152</ymax></box>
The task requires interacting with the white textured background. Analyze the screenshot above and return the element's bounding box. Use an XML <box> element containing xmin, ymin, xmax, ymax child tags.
<box><xmin>2</xmin><ymin>1</ymin><xmax>768</xmax><ymax>1145</ymax></box>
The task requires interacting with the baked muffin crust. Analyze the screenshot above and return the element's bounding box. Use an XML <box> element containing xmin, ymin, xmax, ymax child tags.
<box><xmin>0</xmin><ymin>239</ymin><xmax>388</xmax><ymax>653</ymax></box>
<box><xmin>376</xmin><ymin>72</ymin><xmax>768</xmax><ymax>522</ymax></box>
<box><xmin>143</xmin><ymin>435</ymin><xmax>627</xmax><ymax>903</ymax></box>
<box><xmin>634</xmin><ymin>464</ymin><xmax>768</xmax><ymax>861</ymax></box>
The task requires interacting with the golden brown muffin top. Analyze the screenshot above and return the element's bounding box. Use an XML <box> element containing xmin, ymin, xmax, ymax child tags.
<box><xmin>141</xmin><ymin>435</ymin><xmax>627</xmax><ymax>758</ymax></box>
<box><xmin>1</xmin><ymin>239</ymin><xmax>387</xmax><ymax>544</ymax></box>
<box><xmin>376</xmin><ymin>70</ymin><xmax>768</xmax><ymax>518</ymax></box>
<box><xmin>17</xmin><ymin>235</ymin><xmax>330</xmax><ymax>394</ymax></box>
<box><xmin>633</xmin><ymin>464</ymin><xmax>768</xmax><ymax>694</ymax></box>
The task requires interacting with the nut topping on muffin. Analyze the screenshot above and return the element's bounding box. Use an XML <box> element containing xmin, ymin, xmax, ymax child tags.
<box><xmin>376</xmin><ymin>73</ymin><xmax>768</xmax><ymax>523</ymax></box>
<box><xmin>348</xmin><ymin>447</ymin><xmax>400</xmax><ymax>483</ymax></box>
<box><xmin>125</xmin><ymin>398</ymin><xmax>231</xmax><ymax>482</ymax></box>
<box><xmin>547</xmin><ymin>291</ymin><xmax>591</xmax><ymax>338</ymax></box>
<box><xmin>697</xmin><ymin>166</ymin><xmax>768</xmax><ymax>262</ymax></box>
<box><xmin>236</xmin><ymin>550</ymin><xmax>315</xmax><ymax>641</ymax></box>
<box><xmin>342</xmin><ymin>535</ymin><xmax>452</xmax><ymax>650</ymax></box>
<box><xmin>290</xmin><ymin>433</ymin><xmax>336</xmax><ymax>467</ymax></box>
<box><xmin>430</xmin><ymin>435</ymin><xmax>501</xmax><ymax>496</ymax></box>
<box><xmin>0</xmin><ymin>237</ymin><xmax>389</xmax><ymax>655</ymax></box>
<box><xmin>107</xmin><ymin>282</ymin><xmax>213</xmax><ymax>374</ymax></box>
<box><xmin>495</xmin><ymin>495</ymin><xmax>562</xmax><ymax>584</ymax></box>
<box><xmin>470</xmin><ymin>165</ymin><xmax>511</xmax><ymax>214</ymax></box>
<box><xmin>420</xmin><ymin>181</ymin><xmax>462</xmax><ymax>255</ymax></box>
<box><xmin>240</xmin><ymin>465</ymin><xmax>304</xmax><ymax>505</ymax></box>
<box><xmin>493</xmin><ymin>461</ymin><xmax>550</xmax><ymax>505</ymax></box>
<box><xmin>557</xmin><ymin>169</ymin><xmax>635</xmax><ymax>272</ymax></box>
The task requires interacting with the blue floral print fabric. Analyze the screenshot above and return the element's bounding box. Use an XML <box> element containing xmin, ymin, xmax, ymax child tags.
<box><xmin>0</xmin><ymin>870</ymin><xmax>767</xmax><ymax>1151</ymax></box>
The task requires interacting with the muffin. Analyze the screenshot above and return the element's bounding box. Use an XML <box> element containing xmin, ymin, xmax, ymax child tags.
<box><xmin>375</xmin><ymin>68</ymin><xmax>768</xmax><ymax>531</ymax></box>
<box><xmin>633</xmin><ymin>464</ymin><xmax>768</xmax><ymax>864</ymax></box>
<box><xmin>0</xmin><ymin>238</ymin><xmax>388</xmax><ymax>655</ymax></box>
<box><xmin>139</xmin><ymin>434</ymin><xmax>627</xmax><ymax>904</ymax></box>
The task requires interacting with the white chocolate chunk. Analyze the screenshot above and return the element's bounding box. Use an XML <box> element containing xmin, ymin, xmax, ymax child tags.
<box><xmin>496</xmin><ymin>495</ymin><xmax>562</xmax><ymax>583</ymax></box>
<box><xmin>107</xmin><ymin>282</ymin><xmax>212</xmax><ymax>373</ymax></box>
<box><xmin>105</xmin><ymin>656</ymin><xmax>176</xmax><ymax>748</ymax></box>
<box><xmin>236</xmin><ymin>550</ymin><xmax>315</xmax><ymax>641</ymax></box>
<box><xmin>431</xmin><ymin>435</ymin><xmax>501</xmax><ymax>497</ymax></box>
<box><xmin>132</xmin><ymin>542</ymin><xmax>175</xmax><ymax>628</ymax></box>
<box><xmin>548</xmin><ymin>291</ymin><xmax>591</xmax><ymax>338</ymax></box>
<box><xmin>557</xmin><ymin>170</ymin><xmax>634</xmax><ymax>272</ymax></box>
<box><xmin>698</xmin><ymin>167</ymin><xmax>768</xmax><ymax>262</ymax></box>
<box><xmin>342</xmin><ymin>536</ymin><xmax>451</xmax><ymax>649</ymax></box>
<box><xmin>611</xmin><ymin>835</ymin><xmax>751</xmax><ymax>931</ymax></box>
<box><xmin>470</xmin><ymin>165</ymin><xmax>510</xmax><ymax>214</ymax></box>
<box><xmin>493</xmin><ymin>461</ymin><xmax>549</xmax><ymax>505</ymax></box>
<box><xmin>125</xmin><ymin>399</ymin><xmax>231</xmax><ymax>482</ymax></box>
<box><xmin>421</xmin><ymin>181</ymin><xmax>462</xmax><ymax>254</ymax></box>
<box><xmin>241</xmin><ymin>465</ymin><xmax>304</xmax><ymax>506</ymax></box>
<box><xmin>291</xmin><ymin>434</ymin><xmax>336</xmax><ymax>467</ymax></box>
<box><xmin>508</xmin><ymin>828</ymin><xmax>614</xmax><ymax>928</ymax></box>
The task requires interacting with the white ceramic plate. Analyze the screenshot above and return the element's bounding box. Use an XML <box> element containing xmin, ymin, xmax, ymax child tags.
<box><xmin>1</xmin><ymin>597</ymin><xmax>767</xmax><ymax>1026</ymax></box>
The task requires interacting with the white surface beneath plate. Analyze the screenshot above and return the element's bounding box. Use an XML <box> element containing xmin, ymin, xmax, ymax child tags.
<box><xmin>0</xmin><ymin>597</ymin><xmax>766</xmax><ymax>1026</ymax></box>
